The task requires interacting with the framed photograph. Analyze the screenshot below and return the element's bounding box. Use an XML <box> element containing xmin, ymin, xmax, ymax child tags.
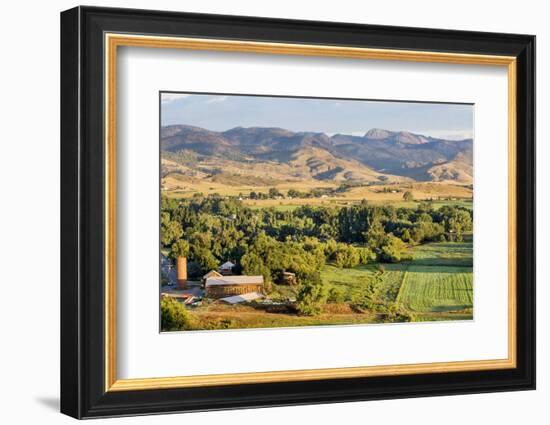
<box><xmin>60</xmin><ymin>6</ymin><xmax>535</xmax><ymax>419</ymax></box>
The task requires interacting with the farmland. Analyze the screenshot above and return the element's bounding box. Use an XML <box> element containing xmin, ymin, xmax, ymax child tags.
<box><xmin>162</xmin><ymin>172</ymin><xmax>473</xmax><ymax>212</ymax></box>
<box><xmin>159</xmin><ymin>119</ymin><xmax>475</xmax><ymax>331</ymax></box>
<box><xmin>321</xmin><ymin>241</ymin><xmax>473</xmax><ymax>322</ymax></box>
<box><xmin>169</xmin><ymin>241</ymin><xmax>473</xmax><ymax>330</ymax></box>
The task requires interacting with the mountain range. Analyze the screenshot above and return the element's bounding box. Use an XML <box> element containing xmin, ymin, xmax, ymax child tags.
<box><xmin>161</xmin><ymin>125</ymin><xmax>473</xmax><ymax>184</ymax></box>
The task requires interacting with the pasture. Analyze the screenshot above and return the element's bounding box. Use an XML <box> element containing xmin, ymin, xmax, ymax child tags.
<box><xmin>245</xmin><ymin>198</ymin><xmax>473</xmax><ymax>211</ymax></box>
<box><xmin>163</xmin><ymin>174</ymin><xmax>473</xmax><ymax>211</ymax></box>
<box><xmin>321</xmin><ymin>241</ymin><xmax>473</xmax><ymax>321</ymax></box>
<box><xmin>397</xmin><ymin>266</ymin><xmax>473</xmax><ymax>312</ymax></box>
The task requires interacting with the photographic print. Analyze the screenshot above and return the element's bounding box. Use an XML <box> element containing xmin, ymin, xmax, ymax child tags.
<box><xmin>159</xmin><ymin>93</ymin><xmax>474</xmax><ymax>332</ymax></box>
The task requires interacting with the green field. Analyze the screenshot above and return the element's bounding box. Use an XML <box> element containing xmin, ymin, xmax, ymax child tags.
<box><xmin>173</xmin><ymin>241</ymin><xmax>473</xmax><ymax>330</ymax></box>
<box><xmin>405</xmin><ymin>242</ymin><xmax>473</xmax><ymax>267</ymax></box>
<box><xmin>181</xmin><ymin>242</ymin><xmax>473</xmax><ymax>330</ymax></box>
<box><xmin>320</xmin><ymin>242</ymin><xmax>473</xmax><ymax>322</ymax></box>
<box><xmin>397</xmin><ymin>265</ymin><xmax>473</xmax><ymax>312</ymax></box>
<box><xmin>320</xmin><ymin>263</ymin><xmax>405</xmax><ymax>304</ymax></box>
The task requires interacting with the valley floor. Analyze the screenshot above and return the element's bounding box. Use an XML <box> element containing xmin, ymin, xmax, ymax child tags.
<box><xmin>163</xmin><ymin>178</ymin><xmax>473</xmax><ymax>210</ymax></box>
<box><xmin>178</xmin><ymin>241</ymin><xmax>473</xmax><ymax>331</ymax></box>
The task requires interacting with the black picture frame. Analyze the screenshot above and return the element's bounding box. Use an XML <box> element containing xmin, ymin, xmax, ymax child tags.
<box><xmin>61</xmin><ymin>5</ymin><xmax>535</xmax><ymax>419</ymax></box>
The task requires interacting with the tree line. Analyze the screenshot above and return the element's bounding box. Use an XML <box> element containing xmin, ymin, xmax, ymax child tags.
<box><xmin>161</xmin><ymin>196</ymin><xmax>472</xmax><ymax>282</ymax></box>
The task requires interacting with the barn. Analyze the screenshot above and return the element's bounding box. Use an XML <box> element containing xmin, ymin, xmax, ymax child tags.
<box><xmin>205</xmin><ymin>275</ymin><xmax>264</xmax><ymax>298</ymax></box>
<box><xmin>202</xmin><ymin>270</ymin><xmax>222</xmax><ymax>282</ymax></box>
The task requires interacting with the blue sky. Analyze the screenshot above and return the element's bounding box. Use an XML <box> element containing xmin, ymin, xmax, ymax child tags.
<box><xmin>161</xmin><ymin>92</ymin><xmax>473</xmax><ymax>140</ymax></box>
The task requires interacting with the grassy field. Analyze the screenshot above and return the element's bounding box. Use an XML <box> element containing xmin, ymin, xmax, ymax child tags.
<box><xmin>245</xmin><ymin>199</ymin><xmax>473</xmax><ymax>212</ymax></box>
<box><xmin>182</xmin><ymin>241</ymin><xmax>473</xmax><ymax>330</ymax></box>
<box><xmin>322</xmin><ymin>241</ymin><xmax>473</xmax><ymax>320</ymax></box>
<box><xmin>163</xmin><ymin>177</ymin><xmax>473</xmax><ymax>209</ymax></box>
<box><xmin>320</xmin><ymin>263</ymin><xmax>405</xmax><ymax>304</ymax></box>
<box><xmin>395</xmin><ymin>242</ymin><xmax>473</xmax><ymax>319</ymax></box>
<box><xmin>186</xmin><ymin>303</ymin><xmax>376</xmax><ymax>330</ymax></box>
<box><xmin>397</xmin><ymin>265</ymin><xmax>473</xmax><ymax>312</ymax></box>
<box><xmin>406</xmin><ymin>242</ymin><xmax>473</xmax><ymax>267</ymax></box>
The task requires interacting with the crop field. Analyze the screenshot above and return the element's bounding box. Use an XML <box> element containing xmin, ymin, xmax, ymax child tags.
<box><xmin>321</xmin><ymin>242</ymin><xmax>473</xmax><ymax>321</ymax></box>
<box><xmin>406</xmin><ymin>242</ymin><xmax>473</xmax><ymax>267</ymax></box>
<box><xmin>395</xmin><ymin>242</ymin><xmax>473</xmax><ymax>319</ymax></box>
<box><xmin>321</xmin><ymin>263</ymin><xmax>405</xmax><ymax>304</ymax></box>
<box><xmin>397</xmin><ymin>266</ymin><xmax>473</xmax><ymax>312</ymax></box>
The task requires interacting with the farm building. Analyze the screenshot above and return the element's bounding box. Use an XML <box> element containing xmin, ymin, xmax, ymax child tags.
<box><xmin>176</xmin><ymin>256</ymin><xmax>187</xmax><ymax>289</ymax></box>
<box><xmin>279</xmin><ymin>271</ymin><xmax>296</xmax><ymax>285</ymax></box>
<box><xmin>220</xmin><ymin>292</ymin><xmax>264</xmax><ymax>305</ymax></box>
<box><xmin>219</xmin><ymin>261</ymin><xmax>235</xmax><ymax>275</ymax></box>
<box><xmin>205</xmin><ymin>275</ymin><xmax>264</xmax><ymax>298</ymax></box>
<box><xmin>203</xmin><ymin>270</ymin><xmax>222</xmax><ymax>280</ymax></box>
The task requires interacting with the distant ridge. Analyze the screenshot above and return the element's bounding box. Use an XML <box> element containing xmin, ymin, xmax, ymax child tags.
<box><xmin>364</xmin><ymin>128</ymin><xmax>392</xmax><ymax>139</ymax></box>
<box><xmin>161</xmin><ymin>125</ymin><xmax>473</xmax><ymax>184</ymax></box>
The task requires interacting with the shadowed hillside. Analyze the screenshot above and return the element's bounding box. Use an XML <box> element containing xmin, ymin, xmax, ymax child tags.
<box><xmin>161</xmin><ymin>125</ymin><xmax>473</xmax><ymax>185</ymax></box>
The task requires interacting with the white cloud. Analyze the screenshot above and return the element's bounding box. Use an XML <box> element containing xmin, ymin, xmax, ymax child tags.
<box><xmin>327</xmin><ymin>129</ymin><xmax>472</xmax><ymax>140</ymax></box>
<box><xmin>414</xmin><ymin>129</ymin><xmax>473</xmax><ymax>140</ymax></box>
<box><xmin>204</xmin><ymin>96</ymin><xmax>228</xmax><ymax>104</ymax></box>
<box><xmin>161</xmin><ymin>93</ymin><xmax>189</xmax><ymax>104</ymax></box>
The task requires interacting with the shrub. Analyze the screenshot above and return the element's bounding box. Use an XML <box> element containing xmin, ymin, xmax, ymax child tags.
<box><xmin>327</xmin><ymin>286</ymin><xmax>346</xmax><ymax>304</ymax></box>
<box><xmin>384</xmin><ymin>303</ymin><xmax>414</xmax><ymax>323</ymax></box>
<box><xmin>160</xmin><ymin>296</ymin><xmax>192</xmax><ymax>331</ymax></box>
<box><xmin>331</xmin><ymin>244</ymin><xmax>361</xmax><ymax>268</ymax></box>
<box><xmin>403</xmin><ymin>191</ymin><xmax>414</xmax><ymax>201</ymax></box>
<box><xmin>295</xmin><ymin>272</ymin><xmax>327</xmax><ymax>316</ymax></box>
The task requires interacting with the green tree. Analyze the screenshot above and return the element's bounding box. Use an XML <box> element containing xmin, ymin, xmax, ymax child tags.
<box><xmin>403</xmin><ymin>191</ymin><xmax>414</xmax><ymax>202</ymax></box>
<box><xmin>351</xmin><ymin>273</ymin><xmax>381</xmax><ymax>311</ymax></box>
<box><xmin>160</xmin><ymin>296</ymin><xmax>191</xmax><ymax>331</ymax></box>
<box><xmin>364</xmin><ymin>219</ymin><xmax>386</xmax><ymax>250</ymax></box>
<box><xmin>161</xmin><ymin>220</ymin><xmax>183</xmax><ymax>247</ymax></box>
<box><xmin>287</xmin><ymin>188</ymin><xmax>300</xmax><ymax>198</ymax></box>
<box><xmin>268</xmin><ymin>187</ymin><xmax>283</xmax><ymax>198</ymax></box>
<box><xmin>332</xmin><ymin>244</ymin><xmax>360</xmax><ymax>268</ymax></box>
<box><xmin>401</xmin><ymin>228</ymin><xmax>412</xmax><ymax>243</ymax></box>
<box><xmin>380</xmin><ymin>235</ymin><xmax>409</xmax><ymax>263</ymax></box>
<box><xmin>416</xmin><ymin>212</ymin><xmax>433</xmax><ymax>223</ymax></box>
<box><xmin>295</xmin><ymin>272</ymin><xmax>327</xmax><ymax>316</ymax></box>
<box><xmin>192</xmin><ymin>247</ymin><xmax>219</xmax><ymax>275</ymax></box>
<box><xmin>447</xmin><ymin>209</ymin><xmax>473</xmax><ymax>240</ymax></box>
<box><xmin>327</xmin><ymin>286</ymin><xmax>346</xmax><ymax>303</ymax></box>
<box><xmin>170</xmin><ymin>239</ymin><xmax>190</xmax><ymax>260</ymax></box>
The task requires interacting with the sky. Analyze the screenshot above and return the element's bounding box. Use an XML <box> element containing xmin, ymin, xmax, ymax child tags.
<box><xmin>161</xmin><ymin>92</ymin><xmax>473</xmax><ymax>140</ymax></box>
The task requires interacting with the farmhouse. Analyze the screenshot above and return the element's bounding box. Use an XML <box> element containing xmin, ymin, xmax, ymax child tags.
<box><xmin>219</xmin><ymin>261</ymin><xmax>235</xmax><ymax>275</ymax></box>
<box><xmin>205</xmin><ymin>275</ymin><xmax>264</xmax><ymax>298</ymax></box>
